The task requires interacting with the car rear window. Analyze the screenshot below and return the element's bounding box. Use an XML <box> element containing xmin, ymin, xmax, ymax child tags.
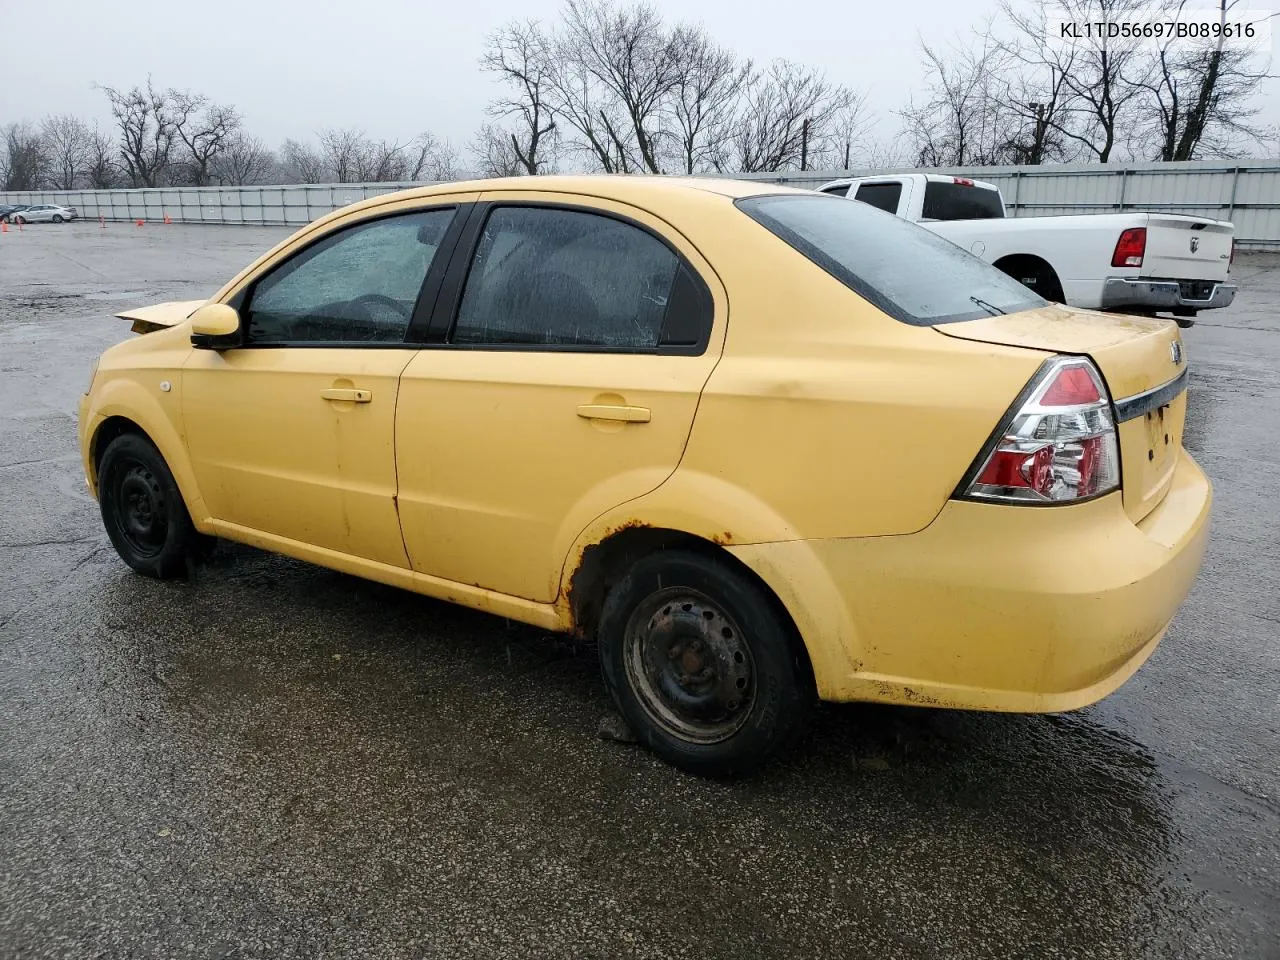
<box><xmin>736</xmin><ymin>194</ymin><xmax>1044</xmax><ymax>326</ymax></box>
<box><xmin>921</xmin><ymin>182</ymin><xmax>1005</xmax><ymax>220</ymax></box>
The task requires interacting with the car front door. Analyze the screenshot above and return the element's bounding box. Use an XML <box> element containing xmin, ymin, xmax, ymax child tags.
<box><xmin>395</xmin><ymin>195</ymin><xmax>726</xmax><ymax>602</ymax></box>
<box><xmin>182</xmin><ymin>203</ymin><xmax>465</xmax><ymax>568</ymax></box>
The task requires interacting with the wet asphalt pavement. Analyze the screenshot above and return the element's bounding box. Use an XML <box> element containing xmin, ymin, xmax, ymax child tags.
<box><xmin>1</xmin><ymin>222</ymin><xmax>1277</xmax><ymax>959</ymax></box>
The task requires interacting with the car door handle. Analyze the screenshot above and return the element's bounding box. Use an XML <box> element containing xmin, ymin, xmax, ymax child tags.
<box><xmin>321</xmin><ymin>388</ymin><xmax>372</xmax><ymax>403</ymax></box>
<box><xmin>576</xmin><ymin>403</ymin><xmax>651</xmax><ymax>423</ymax></box>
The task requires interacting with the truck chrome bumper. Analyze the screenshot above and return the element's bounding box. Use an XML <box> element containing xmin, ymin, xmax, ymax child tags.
<box><xmin>1101</xmin><ymin>277</ymin><xmax>1236</xmax><ymax>312</ymax></box>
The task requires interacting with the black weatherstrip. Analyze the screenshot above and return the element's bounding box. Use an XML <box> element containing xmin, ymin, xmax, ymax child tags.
<box><xmin>1113</xmin><ymin>367</ymin><xmax>1189</xmax><ymax>423</ymax></box>
<box><xmin>404</xmin><ymin>204</ymin><xmax>471</xmax><ymax>344</ymax></box>
<box><xmin>425</xmin><ymin>202</ymin><xmax>491</xmax><ymax>341</ymax></box>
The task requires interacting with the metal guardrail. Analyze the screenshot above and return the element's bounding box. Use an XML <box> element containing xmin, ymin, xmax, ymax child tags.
<box><xmin>4</xmin><ymin>159</ymin><xmax>1280</xmax><ymax>247</ymax></box>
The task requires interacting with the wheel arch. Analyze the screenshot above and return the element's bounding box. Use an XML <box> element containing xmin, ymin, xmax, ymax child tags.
<box><xmin>84</xmin><ymin>385</ymin><xmax>212</xmax><ymax>530</ymax></box>
<box><xmin>564</xmin><ymin>524</ymin><xmax>817</xmax><ymax>694</ymax></box>
<box><xmin>992</xmin><ymin>253</ymin><xmax>1065</xmax><ymax>302</ymax></box>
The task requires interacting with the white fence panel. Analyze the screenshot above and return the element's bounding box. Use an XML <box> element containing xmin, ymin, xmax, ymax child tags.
<box><xmin>5</xmin><ymin>161</ymin><xmax>1280</xmax><ymax>246</ymax></box>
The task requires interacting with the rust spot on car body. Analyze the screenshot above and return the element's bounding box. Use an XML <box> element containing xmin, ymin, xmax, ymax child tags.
<box><xmin>711</xmin><ymin>530</ymin><xmax>734</xmax><ymax>545</ymax></box>
<box><xmin>561</xmin><ymin>520</ymin><xmax>655</xmax><ymax>639</ymax></box>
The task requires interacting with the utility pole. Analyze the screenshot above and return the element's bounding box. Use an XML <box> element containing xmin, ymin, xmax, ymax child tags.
<box><xmin>800</xmin><ymin>117</ymin><xmax>810</xmax><ymax>171</ymax></box>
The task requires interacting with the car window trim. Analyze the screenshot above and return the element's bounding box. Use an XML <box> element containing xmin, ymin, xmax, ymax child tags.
<box><xmin>427</xmin><ymin>199</ymin><xmax>714</xmax><ymax>357</ymax></box>
<box><xmin>228</xmin><ymin>203</ymin><xmax>465</xmax><ymax>350</ymax></box>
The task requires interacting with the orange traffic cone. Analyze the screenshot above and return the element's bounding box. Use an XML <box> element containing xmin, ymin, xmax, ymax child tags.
<box><xmin>1</xmin><ymin>221</ymin><xmax>7</xmax><ymax>234</ymax></box>
<box><xmin>135</xmin><ymin>219</ymin><xmax>144</xmax><ymax>227</ymax></box>
<box><xmin>163</xmin><ymin>213</ymin><xmax>172</xmax><ymax>225</ymax></box>
<box><xmin>99</xmin><ymin>215</ymin><xmax>105</xmax><ymax>229</ymax></box>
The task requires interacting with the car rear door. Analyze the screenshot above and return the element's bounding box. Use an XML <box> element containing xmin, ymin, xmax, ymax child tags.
<box><xmin>394</xmin><ymin>193</ymin><xmax>727</xmax><ymax>602</ymax></box>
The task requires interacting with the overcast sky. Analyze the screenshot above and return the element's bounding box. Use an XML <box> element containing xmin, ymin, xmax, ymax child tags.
<box><xmin>3</xmin><ymin>0</ymin><xmax>1278</xmax><ymax>157</ymax></box>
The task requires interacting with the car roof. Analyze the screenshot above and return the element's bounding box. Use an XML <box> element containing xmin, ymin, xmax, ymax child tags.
<box><xmin>339</xmin><ymin>175</ymin><xmax>809</xmax><ymax>218</ymax></box>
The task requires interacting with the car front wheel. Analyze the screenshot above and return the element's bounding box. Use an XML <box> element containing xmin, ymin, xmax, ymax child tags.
<box><xmin>598</xmin><ymin>549</ymin><xmax>815</xmax><ymax>777</ymax></box>
<box><xmin>98</xmin><ymin>433</ymin><xmax>203</xmax><ymax>578</ymax></box>
<box><xmin>52</xmin><ymin>214</ymin><xmax>64</xmax><ymax>223</ymax></box>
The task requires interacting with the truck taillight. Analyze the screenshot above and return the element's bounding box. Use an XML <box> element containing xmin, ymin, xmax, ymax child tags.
<box><xmin>1111</xmin><ymin>227</ymin><xmax>1146</xmax><ymax>268</ymax></box>
<box><xmin>959</xmin><ymin>358</ymin><xmax>1119</xmax><ymax>504</ymax></box>
<box><xmin>953</xmin><ymin>177</ymin><xmax>975</xmax><ymax>186</ymax></box>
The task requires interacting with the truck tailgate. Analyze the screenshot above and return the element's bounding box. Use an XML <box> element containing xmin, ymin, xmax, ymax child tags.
<box><xmin>1141</xmin><ymin>215</ymin><xmax>1232</xmax><ymax>281</ymax></box>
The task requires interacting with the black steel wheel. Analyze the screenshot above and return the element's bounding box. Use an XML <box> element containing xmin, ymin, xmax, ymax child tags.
<box><xmin>599</xmin><ymin>550</ymin><xmax>814</xmax><ymax>777</ymax></box>
<box><xmin>98</xmin><ymin>433</ymin><xmax>202</xmax><ymax>578</ymax></box>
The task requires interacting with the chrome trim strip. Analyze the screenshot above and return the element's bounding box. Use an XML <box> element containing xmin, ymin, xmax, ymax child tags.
<box><xmin>1113</xmin><ymin>367</ymin><xmax>1189</xmax><ymax>422</ymax></box>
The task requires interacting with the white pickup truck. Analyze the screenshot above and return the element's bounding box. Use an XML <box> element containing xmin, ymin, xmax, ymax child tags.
<box><xmin>817</xmin><ymin>174</ymin><xmax>1236</xmax><ymax>323</ymax></box>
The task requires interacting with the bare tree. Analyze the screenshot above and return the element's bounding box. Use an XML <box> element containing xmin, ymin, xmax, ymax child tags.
<box><xmin>480</xmin><ymin>20</ymin><xmax>558</xmax><ymax>174</ymax></box>
<box><xmin>1138</xmin><ymin>0</ymin><xmax>1271</xmax><ymax>160</ymax></box>
<box><xmin>100</xmin><ymin>79</ymin><xmax>179</xmax><ymax>187</ymax></box>
<box><xmin>170</xmin><ymin>91</ymin><xmax>241</xmax><ymax>185</ymax></box>
<box><xmin>824</xmin><ymin>95</ymin><xmax>874</xmax><ymax>170</ymax></box>
<box><xmin>408</xmin><ymin>132</ymin><xmax>458</xmax><ymax>180</ymax></box>
<box><xmin>899</xmin><ymin>32</ymin><xmax>1020</xmax><ymax>167</ymax></box>
<box><xmin>318</xmin><ymin>128</ymin><xmax>368</xmax><ymax>183</ymax></box>
<box><xmin>544</xmin><ymin>43</ymin><xmax>633</xmax><ymax>172</ymax></box>
<box><xmin>1005</xmin><ymin>0</ymin><xmax>1154</xmax><ymax>162</ymax></box>
<box><xmin>667</xmin><ymin>25</ymin><xmax>750</xmax><ymax>174</ymax></box>
<box><xmin>211</xmin><ymin>133</ymin><xmax>274</xmax><ymax>185</ymax></box>
<box><xmin>85</xmin><ymin>124</ymin><xmax>119</xmax><ymax>188</ymax></box>
<box><xmin>40</xmin><ymin>115</ymin><xmax>92</xmax><ymax>189</ymax></box>
<box><xmin>280</xmin><ymin>138</ymin><xmax>326</xmax><ymax>183</ymax></box>
<box><xmin>560</xmin><ymin>0</ymin><xmax>684</xmax><ymax>173</ymax></box>
<box><xmin>1</xmin><ymin>122</ymin><xmax>48</xmax><ymax>191</ymax></box>
<box><xmin>729</xmin><ymin>60</ymin><xmax>858</xmax><ymax>172</ymax></box>
<box><xmin>354</xmin><ymin>138</ymin><xmax>410</xmax><ymax>182</ymax></box>
<box><xmin>472</xmin><ymin>123</ymin><xmax>526</xmax><ymax>177</ymax></box>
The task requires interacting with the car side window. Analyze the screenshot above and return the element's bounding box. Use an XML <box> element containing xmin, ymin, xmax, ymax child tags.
<box><xmin>244</xmin><ymin>208</ymin><xmax>454</xmax><ymax>345</ymax></box>
<box><xmin>451</xmin><ymin>206</ymin><xmax>683</xmax><ymax>350</ymax></box>
<box><xmin>821</xmin><ymin>185</ymin><xmax>850</xmax><ymax>197</ymax></box>
<box><xmin>853</xmin><ymin>182</ymin><xmax>903</xmax><ymax>214</ymax></box>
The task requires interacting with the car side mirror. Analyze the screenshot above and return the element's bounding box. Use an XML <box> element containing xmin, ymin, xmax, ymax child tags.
<box><xmin>190</xmin><ymin>303</ymin><xmax>241</xmax><ymax>349</ymax></box>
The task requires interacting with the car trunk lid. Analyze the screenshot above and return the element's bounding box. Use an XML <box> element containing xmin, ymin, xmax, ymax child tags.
<box><xmin>937</xmin><ymin>305</ymin><xmax>1188</xmax><ymax>523</ymax></box>
<box><xmin>1139</xmin><ymin>214</ymin><xmax>1233</xmax><ymax>281</ymax></box>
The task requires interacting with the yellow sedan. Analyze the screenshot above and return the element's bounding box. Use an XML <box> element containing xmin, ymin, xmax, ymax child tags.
<box><xmin>78</xmin><ymin>176</ymin><xmax>1211</xmax><ymax>776</ymax></box>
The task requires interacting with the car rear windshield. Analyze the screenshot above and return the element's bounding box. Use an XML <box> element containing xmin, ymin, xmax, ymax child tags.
<box><xmin>921</xmin><ymin>182</ymin><xmax>1005</xmax><ymax>220</ymax></box>
<box><xmin>736</xmin><ymin>194</ymin><xmax>1045</xmax><ymax>326</ymax></box>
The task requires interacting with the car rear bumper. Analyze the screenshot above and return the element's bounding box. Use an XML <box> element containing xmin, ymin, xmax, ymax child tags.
<box><xmin>729</xmin><ymin>447</ymin><xmax>1212</xmax><ymax>710</ymax></box>
<box><xmin>1101</xmin><ymin>277</ymin><xmax>1236</xmax><ymax>312</ymax></box>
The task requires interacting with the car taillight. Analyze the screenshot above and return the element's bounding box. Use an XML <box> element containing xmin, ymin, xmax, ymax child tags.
<box><xmin>1111</xmin><ymin>227</ymin><xmax>1146</xmax><ymax>268</ymax></box>
<box><xmin>960</xmin><ymin>357</ymin><xmax>1119</xmax><ymax>504</ymax></box>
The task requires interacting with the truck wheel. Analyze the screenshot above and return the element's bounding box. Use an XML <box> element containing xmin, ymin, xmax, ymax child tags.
<box><xmin>597</xmin><ymin>549</ymin><xmax>815</xmax><ymax>777</ymax></box>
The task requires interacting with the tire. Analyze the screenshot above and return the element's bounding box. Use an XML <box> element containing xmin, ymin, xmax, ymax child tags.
<box><xmin>598</xmin><ymin>549</ymin><xmax>815</xmax><ymax>777</ymax></box>
<box><xmin>14</xmin><ymin>216</ymin><xmax>25</xmax><ymax>225</ymax></box>
<box><xmin>52</xmin><ymin>214</ymin><xmax>64</xmax><ymax>223</ymax></box>
<box><xmin>98</xmin><ymin>433</ymin><xmax>202</xmax><ymax>578</ymax></box>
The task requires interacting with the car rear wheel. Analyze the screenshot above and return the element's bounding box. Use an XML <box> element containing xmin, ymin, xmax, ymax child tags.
<box><xmin>98</xmin><ymin>434</ymin><xmax>203</xmax><ymax>579</ymax></box>
<box><xmin>52</xmin><ymin>214</ymin><xmax>64</xmax><ymax>223</ymax></box>
<box><xmin>598</xmin><ymin>549</ymin><xmax>814</xmax><ymax>777</ymax></box>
